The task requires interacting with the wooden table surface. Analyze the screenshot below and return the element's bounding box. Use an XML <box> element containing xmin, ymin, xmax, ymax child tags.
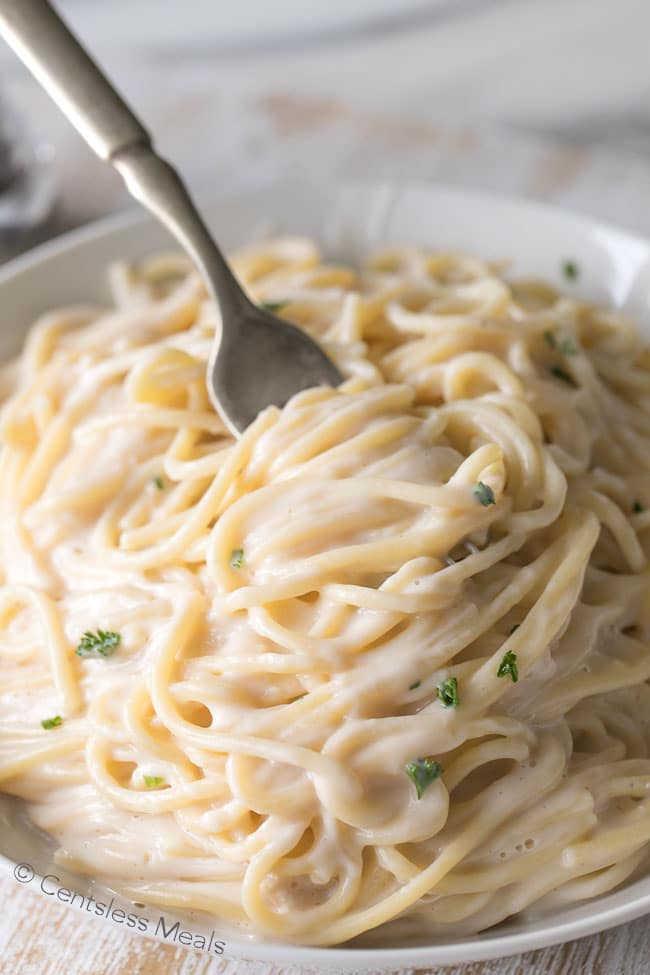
<box><xmin>3</xmin><ymin>91</ymin><xmax>650</xmax><ymax>975</ymax></box>
<box><xmin>1</xmin><ymin>868</ymin><xmax>648</xmax><ymax>975</ymax></box>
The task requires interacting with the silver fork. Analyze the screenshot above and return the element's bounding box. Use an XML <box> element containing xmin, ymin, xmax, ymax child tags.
<box><xmin>0</xmin><ymin>0</ymin><xmax>342</xmax><ymax>436</ymax></box>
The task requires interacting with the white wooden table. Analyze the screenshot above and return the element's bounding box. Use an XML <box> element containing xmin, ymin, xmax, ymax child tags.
<box><xmin>3</xmin><ymin>88</ymin><xmax>650</xmax><ymax>975</ymax></box>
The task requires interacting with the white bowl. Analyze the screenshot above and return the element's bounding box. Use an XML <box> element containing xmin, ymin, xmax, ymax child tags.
<box><xmin>3</xmin><ymin>182</ymin><xmax>650</xmax><ymax>970</ymax></box>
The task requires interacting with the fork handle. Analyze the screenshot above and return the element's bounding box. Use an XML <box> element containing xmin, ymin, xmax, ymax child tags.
<box><xmin>0</xmin><ymin>0</ymin><xmax>149</xmax><ymax>160</ymax></box>
<box><xmin>0</xmin><ymin>0</ymin><xmax>248</xmax><ymax>307</ymax></box>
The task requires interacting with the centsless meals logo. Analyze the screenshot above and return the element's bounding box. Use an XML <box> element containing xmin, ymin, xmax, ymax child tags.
<box><xmin>13</xmin><ymin>863</ymin><xmax>227</xmax><ymax>955</ymax></box>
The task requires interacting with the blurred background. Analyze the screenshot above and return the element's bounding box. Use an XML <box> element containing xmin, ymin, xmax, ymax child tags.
<box><xmin>2</xmin><ymin>0</ymin><xmax>650</xmax><ymax>260</ymax></box>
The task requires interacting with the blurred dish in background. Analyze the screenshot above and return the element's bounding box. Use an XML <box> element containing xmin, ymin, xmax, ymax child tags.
<box><xmin>0</xmin><ymin>94</ymin><xmax>57</xmax><ymax>260</ymax></box>
<box><xmin>57</xmin><ymin>0</ymin><xmax>483</xmax><ymax>51</ymax></box>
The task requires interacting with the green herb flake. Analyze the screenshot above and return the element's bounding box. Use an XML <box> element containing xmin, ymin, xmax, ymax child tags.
<box><xmin>76</xmin><ymin>629</ymin><xmax>121</xmax><ymax>659</ymax></box>
<box><xmin>258</xmin><ymin>300</ymin><xmax>288</xmax><ymax>314</ymax></box>
<box><xmin>143</xmin><ymin>775</ymin><xmax>165</xmax><ymax>789</ymax></box>
<box><xmin>633</xmin><ymin>500</ymin><xmax>644</xmax><ymax>514</ymax></box>
<box><xmin>437</xmin><ymin>676</ymin><xmax>459</xmax><ymax>708</ymax></box>
<box><xmin>497</xmin><ymin>650</ymin><xmax>519</xmax><ymax>683</ymax></box>
<box><xmin>153</xmin><ymin>475</ymin><xmax>165</xmax><ymax>490</ymax></box>
<box><xmin>405</xmin><ymin>758</ymin><xmax>443</xmax><ymax>799</ymax></box>
<box><xmin>474</xmin><ymin>481</ymin><xmax>496</xmax><ymax>507</ymax></box>
<box><xmin>545</xmin><ymin>332</ymin><xmax>577</xmax><ymax>356</ymax></box>
<box><xmin>41</xmin><ymin>715</ymin><xmax>62</xmax><ymax>730</ymax></box>
<box><xmin>549</xmin><ymin>364</ymin><xmax>577</xmax><ymax>387</ymax></box>
<box><xmin>409</xmin><ymin>679</ymin><xmax>422</xmax><ymax>691</ymax></box>
<box><xmin>562</xmin><ymin>260</ymin><xmax>579</xmax><ymax>281</ymax></box>
<box><xmin>230</xmin><ymin>548</ymin><xmax>244</xmax><ymax>570</ymax></box>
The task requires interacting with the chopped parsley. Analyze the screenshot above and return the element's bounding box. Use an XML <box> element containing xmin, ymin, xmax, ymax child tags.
<box><xmin>559</xmin><ymin>338</ymin><xmax>577</xmax><ymax>356</ymax></box>
<box><xmin>562</xmin><ymin>260</ymin><xmax>579</xmax><ymax>281</ymax></box>
<box><xmin>474</xmin><ymin>481</ymin><xmax>496</xmax><ymax>507</ymax></box>
<box><xmin>153</xmin><ymin>475</ymin><xmax>165</xmax><ymax>490</ymax></box>
<box><xmin>143</xmin><ymin>775</ymin><xmax>165</xmax><ymax>789</ymax></box>
<box><xmin>405</xmin><ymin>758</ymin><xmax>442</xmax><ymax>799</ymax></box>
<box><xmin>497</xmin><ymin>650</ymin><xmax>519</xmax><ymax>683</ymax></box>
<box><xmin>409</xmin><ymin>679</ymin><xmax>422</xmax><ymax>691</ymax></box>
<box><xmin>437</xmin><ymin>676</ymin><xmax>459</xmax><ymax>708</ymax></box>
<box><xmin>549</xmin><ymin>364</ymin><xmax>577</xmax><ymax>387</ymax></box>
<box><xmin>230</xmin><ymin>548</ymin><xmax>244</xmax><ymax>570</ymax></box>
<box><xmin>41</xmin><ymin>715</ymin><xmax>62</xmax><ymax>730</ymax></box>
<box><xmin>545</xmin><ymin>331</ymin><xmax>577</xmax><ymax>356</ymax></box>
<box><xmin>76</xmin><ymin>629</ymin><xmax>121</xmax><ymax>658</ymax></box>
<box><xmin>258</xmin><ymin>300</ymin><xmax>288</xmax><ymax>314</ymax></box>
<box><xmin>633</xmin><ymin>500</ymin><xmax>644</xmax><ymax>514</ymax></box>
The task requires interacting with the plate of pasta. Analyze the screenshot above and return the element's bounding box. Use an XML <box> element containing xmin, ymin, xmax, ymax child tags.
<box><xmin>2</xmin><ymin>181</ymin><xmax>650</xmax><ymax>969</ymax></box>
